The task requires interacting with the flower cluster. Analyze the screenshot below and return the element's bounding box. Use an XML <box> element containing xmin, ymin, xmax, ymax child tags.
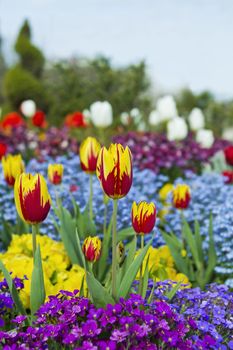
<box><xmin>113</xmin><ymin>132</ymin><xmax>230</xmax><ymax>177</ymax></box>
<box><xmin>0</xmin><ymin>289</ymin><xmax>205</xmax><ymax>349</ymax></box>
<box><xmin>0</xmin><ymin>234</ymin><xmax>85</xmax><ymax>308</ymax></box>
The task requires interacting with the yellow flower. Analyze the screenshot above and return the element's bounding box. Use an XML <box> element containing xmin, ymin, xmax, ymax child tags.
<box><xmin>48</xmin><ymin>164</ymin><xmax>63</xmax><ymax>185</ymax></box>
<box><xmin>159</xmin><ymin>183</ymin><xmax>174</xmax><ymax>202</ymax></box>
<box><xmin>14</xmin><ymin>173</ymin><xmax>51</xmax><ymax>224</ymax></box>
<box><xmin>79</xmin><ymin>137</ymin><xmax>101</xmax><ymax>174</ymax></box>
<box><xmin>173</xmin><ymin>184</ymin><xmax>191</xmax><ymax>209</ymax></box>
<box><xmin>2</xmin><ymin>154</ymin><xmax>24</xmax><ymax>186</ymax></box>
<box><xmin>96</xmin><ymin>144</ymin><xmax>132</xmax><ymax>199</ymax></box>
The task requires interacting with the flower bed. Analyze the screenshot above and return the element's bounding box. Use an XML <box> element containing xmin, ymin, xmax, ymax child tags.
<box><xmin>113</xmin><ymin>132</ymin><xmax>230</xmax><ymax>178</ymax></box>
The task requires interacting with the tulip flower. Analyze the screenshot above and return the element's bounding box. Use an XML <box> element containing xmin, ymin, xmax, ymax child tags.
<box><xmin>79</xmin><ymin>137</ymin><xmax>101</xmax><ymax>220</ymax></box>
<box><xmin>48</xmin><ymin>164</ymin><xmax>63</xmax><ymax>185</ymax></box>
<box><xmin>188</xmin><ymin>108</ymin><xmax>205</xmax><ymax>131</ymax></box>
<box><xmin>167</xmin><ymin>116</ymin><xmax>188</xmax><ymax>141</ymax></box>
<box><xmin>196</xmin><ymin>129</ymin><xmax>214</xmax><ymax>148</ymax></box>
<box><xmin>131</xmin><ymin>201</ymin><xmax>156</xmax><ymax>235</ymax></box>
<box><xmin>131</xmin><ymin>201</ymin><xmax>156</xmax><ymax>294</ymax></box>
<box><xmin>82</xmin><ymin>236</ymin><xmax>101</xmax><ymax>263</ymax></box>
<box><xmin>96</xmin><ymin>143</ymin><xmax>133</xmax><ymax>199</ymax></box>
<box><xmin>224</xmin><ymin>145</ymin><xmax>233</xmax><ymax>166</ymax></box>
<box><xmin>173</xmin><ymin>184</ymin><xmax>191</xmax><ymax>209</ymax></box>
<box><xmin>156</xmin><ymin>95</ymin><xmax>178</xmax><ymax>121</ymax></box>
<box><xmin>90</xmin><ymin>101</ymin><xmax>113</xmax><ymax>128</ymax></box>
<box><xmin>2</xmin><ymin>154</ymin><xmax>24</xmax><ymax>186</ymax></box>
<box><xmin>97</xmin><ymin>143</ymin><xmax>132</xmax><ymax>299</ymax></box>
<box><xmin>80</xmin><ymin>137</ymin><xmax>101</xmax><ymax>174</ymax></box>
<box><xmin>20</xmin><ymin>99</ymin><xmax>36</xmax><ymax>118</ymax></box>
<box><xmin>14</xmin><ymin>173</ymin><xmax>51</xmax><ymax>259</ymax></box>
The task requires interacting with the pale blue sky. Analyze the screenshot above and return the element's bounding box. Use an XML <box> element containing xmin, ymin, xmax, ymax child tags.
<box><xmin>1</xmin><ymin>0</ymin><xmax>233</xmax><ymax>97</ymax></box>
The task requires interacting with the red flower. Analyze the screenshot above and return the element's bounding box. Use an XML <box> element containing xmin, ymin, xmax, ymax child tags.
<box><xmin>1</xmin><ymin>112</ymin><xmax>24</xmax><ymax>129</ymax></box>
<box><xmin>224</xmin><ymin>146</ymin><xmax>233</xmax><ymax>166</ymax></box>
<box><xmin>173</xmin><ymin>184</ymin><xmax>191</xmax><ymax>210</ymax></box>
<box><xmin>131</xmin><ymin>201</ymin><xmax>156</xmax><ymax>235</ymax></box>
<box><xmin>222</xmin><ymin>170</ymin><xmax>233</xmax><ymax>184</ymax></box>
<box><xmin>64</xmin><ymin>112</ymin><xmax>86</xmax><ymax>128</ymax></box>
<box><xmin>32</xmin><ymin>110</ymin><xmax>47</xmax><ymax>128</ymax></box>
<box><xmin>0</xmin><ymin>143</ymin><xmax>7</xmax><ymax>159</ymax></box>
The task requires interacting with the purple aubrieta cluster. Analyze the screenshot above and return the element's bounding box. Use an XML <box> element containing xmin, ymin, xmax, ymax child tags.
<box><xmin>0</xmin><ymin>277</ymin><xmax>24</xmax><ymax>329</ymax></box>
<box><xmin>113</xmin><ymin>132</ymin><xmax>230</xmax><ymax>176</ymax></box>
<box><xmin>1</xmin><ymin>285</ymin><xmax>232</xmax><ymax>350</ymax></box>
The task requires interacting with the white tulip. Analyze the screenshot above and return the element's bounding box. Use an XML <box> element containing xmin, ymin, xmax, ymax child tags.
<box><xmin>167</xmin><ymin>116</ymin><xmax>188</xmax><ymax>141</ymax></box>
<box><xmin>156</xmin><ymin>95</ymin><xmax>177</xmax><ymax>121</ymax></box>
<box><xmin>196</xmin><ymin>129</ymin><xmax>214</xmax><ymax>148</ymax></box>
<box><xmin>148</xmin><ymin>110</ymin><xmax>162</xmax><ymax>126</ymax></box>
<box><xmin>90</xmin><ymin>101</ymin><xmax>113</xmax><ymax>128</ymax></box>
<box><xmin>188</xmin><ymin>108</ymin><xmax>205</xmax><ymax>131</ymax></box>
<box><xmin>137</xmin><ymin>121</ymin><xmax>146</xmax><ymax>132</ymax></box>
<box><xmin>222</xmin><ymin>128</ymin><xmax>233</xmax><ymax>141</ymax></box>
<box><xmin>120</xmin><ymin>112</ymin><xmax>130</xmax><ymax>126</ymax></box>
<box><xmin>20</xmin><ymin>99</ymin><xmax>36</xmax><ymax>118</ymax></box>
<box><xmin>130</xmin><ymin>108</ymin><xmax>140</xmax><ymax>118</ymax></box>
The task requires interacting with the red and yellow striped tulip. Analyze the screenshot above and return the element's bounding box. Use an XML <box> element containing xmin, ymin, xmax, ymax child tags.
<box><xmin>48</xmin><ymin>164</ymin><xmax>63</xmax><ymax>185</ymax></box>
<box><xmin>79</xmin><ymin>137</ymin><xmax>101</xmax><ymax>174</ymax></box>
<box><xmin>96</xmin><ymin>143</ymin><xmax>133</xmax><ymax>199</ymax></box>
<box><xmin>82</xmin><ymin>236</ymin><xmax>101</xmax><ymax>262</ymax></box>
<box><xmin>2</xmin><ymin>154</ymin><xmax>24</xmax><ymax>187</ymax></box>
<box><xmin>173</xmin><ymin>184</ymin><xmax>191</xmax><ymax>209</ymax></box>
<box><xmin>14</xmin><ymin>173</ymin><xmax>51</xmax><ymax>224</ymax></box>
<box><xmin>131</xmin><ymin>201</ymin><xmax>156</xmax><ymax>234</ymax></box>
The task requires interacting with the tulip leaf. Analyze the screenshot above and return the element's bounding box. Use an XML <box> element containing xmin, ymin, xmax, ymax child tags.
<box><xmin>120</xmin><ymin>236</ymin><xmax>137</xmax><ymax>279</ymax></box>
<box><xmin>141</xmin><ymin>254</ymin><xmax>150</xmax><ymax>299</ymax></box>
<box><xmin>86</xmin><ymin>272</ymin><xmax>115</xmax><ymax>307</ymax></box>
<box><xmin>117</xmin><ymin>237</ymin><xmax>153</xmax><ymax>299</ymax></box>
<box><xmin>76</xmin><ymin>204</ymin><xmax>96</xmax><ymax>239</ymax></box>
<box><xmin>30</xmin><ymin>245</ymin><xmax>45</xmax><ymax>316</ymax></box>
<box><xmin>75</xmin><ymin>229</ymin><xmax>86</xmax><ymax>269</ymax></box>
<box><xmin>181</xmin><ymin>215</ymin><xmax>201</xmax><ymax>271</ymax></box>
<box><xmin>1</xmin><ymin>219</ymin><xmax>12</xmax><ymax>248</ymax></box>
<box><xmin>117</xmin><ymin>227</ymin><xmax>135</xmax><ymax>242</ymax></box>
<box><xmin>95</xmin><ymin>217</ymin><xmax>113</xmax><ymax>282</ymax></box>
<box><xmin>161</xmin><ymin>230</ymin><xmax>189</xmax><ymax>276</ymax></box>
<box><xmin>55</xmin><ymin>205</ymin><xmax>82</xmax><ymax>266</ymax></box>
<box><xmin>0</xmin><ymin>259</ymin><xmax>28</xmax><ymax>320</ymax></box>
<box><xmin>205</xmin><ymin>214</ymin><xmax>217</xmax><ymax>282</ymax></box>
<box><xmin>165</xmin><ymin>281</ymin><xmax>182</xmax><ymax>301</ymax></box>
<box><xmin>194</xmin><ymin>220</ymin><xmax>204</xmax><ymax>263</ymax></box>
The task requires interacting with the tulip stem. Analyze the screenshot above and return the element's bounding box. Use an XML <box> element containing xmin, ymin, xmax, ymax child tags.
<box><xmin>139</xmin><ymin>234</ymin><xmax>144</xmax><ymax>295</ymax></box>
<box><xmin>32</xmin><ymin>224</ymin><xmax>39</xmax><ymax>262</ymax></box>
<box><xmin>112</xmin><ymin>199</ymin><xmax>118</xmax><ymax>300</ymax></box>
<box><xmin>89</xmin><ymin>174</ymin><xmax>93</xmax><ymax>221</ymax></box>
<box><xmin>103</xmin><ymin>200</ymin><xmax>107</xmax><ymax>235</ymax></box>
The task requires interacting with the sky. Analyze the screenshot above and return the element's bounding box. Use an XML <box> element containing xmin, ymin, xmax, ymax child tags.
<box><xmin>1</xmin><ymin>0</ymin><xmax>233</xmax><ymax>98</ymax></box>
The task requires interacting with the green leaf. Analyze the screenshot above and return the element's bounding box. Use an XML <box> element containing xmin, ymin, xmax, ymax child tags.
<box><xmin>117</xmin><ymin>227</ymin><xmax>135</xmax><ymax>242</ymax></box>
<box><xmin>1</xmin><ymin>220</ymin><xmax>12</xmax><ymax>248</ymax></box>
<box><xmin>181</xmin><ymin>215</ymin><xmax>201</xmax><ymax>271</ymax></box>
<box><xmin>75</xmin><ymin>229</ymin><xmax>86</xmax><ymax>269</ymax></box>
<box><xmin>30</xmin><ymin>245</ymin><xmax>45</xmax><ymax>316</ymax></box>
<box><xmin>141</xmin><ymin>254</ymin><xmax>150</xmax><ymax>299</ymax></box>
<box><xmin>120</xmin><ymin>236</ymin><xmax>137</xmax><ymax>278</ymax></box>
<box><xmin>205</xmin><ymin>214</ymin><xmax>217</xmax><ymax>282</ymax></box>
<box><xmin>161</xmin><ymin>230</ymin><xmax>189</xmax><ymax>275</ymax></box>
<box><xmin>0</xmin><ymin>259</ymin><xmax>28</xmax><ymax>320</ymax></box>
<box><xmin>55</xmin><ymin>205</ymin><xmax>81</xmax><ymax>265</ymax></box>
<box><xmin>194</xmin><ymin>220</ymin><xmax>204</xmax><ymax>263</ymax></box>
<box><xmin>166</xmin><ymin>281</ymin><xmax>182</xmax><ymax>300</ymax></box>
<box><xmin>95</xmin><ymin>217</ymin><xmax>113</xmax><ymax>282</ymax></box>
<box><xmin>86</xmin><ymin>272</ymin><xmax>115</xmax><ymax>307</ymax></box>
<box><xmin>117</xmin><ymin>237</ymin><xmax>153</xmax><ymax>299</ymax></box>
<box><xmin>76</xmin><ymin>204</ymin><xmax>96</xmax><ymax>239</ymax></box>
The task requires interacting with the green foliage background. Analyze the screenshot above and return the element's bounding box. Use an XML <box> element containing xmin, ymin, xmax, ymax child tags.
<box><xmin>0</xmin><ymin>19</ymin><xmax>233</xmax><ymax>134</ymax></box>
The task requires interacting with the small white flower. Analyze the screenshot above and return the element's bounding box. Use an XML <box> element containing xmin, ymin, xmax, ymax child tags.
<box><xmin>120</xmin><ymin>112</ymin><xmax>130</xmax><ymax>126</ymax></box>
<box><xmin>61</xmin><ymin>140</ymin><xmax>69</xmax><ymax>149</ymax></box>
<box><xmin>20</xmin><ymin>100</ymin><xmax>36</xmax><ymax>118</ymax></box>
<box><xmin>196</xmin><ymin>129</ymin><xmax>214</xmax><ymax>148</ymax></box>
<box><xmin>90</xmin><ymin>101</ymin><xmax>113</xmax><ymax>128</ymax></box>
<box><xmin>188</xmin><ymin>108</ymin><xmax>205</xmax><ymax>131</ymax></box>
<box><xmin>148</xmin><ymin>110</ymin><xmax>162</xmax><ymax>126</ymax></box>
<box><xmin>167</xmin><ymin>116</ymin><xmax>188</xmax><ymax>141</ymax></box>
<box><xmin>156</xmin><ymin>95</ymin><xmax>177</xmax><ymax>121</ymax></box>
<box><xmin>28</xmin><ymin>141</ymin><xmax>38</xmax><ymax>150</ymax></box>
